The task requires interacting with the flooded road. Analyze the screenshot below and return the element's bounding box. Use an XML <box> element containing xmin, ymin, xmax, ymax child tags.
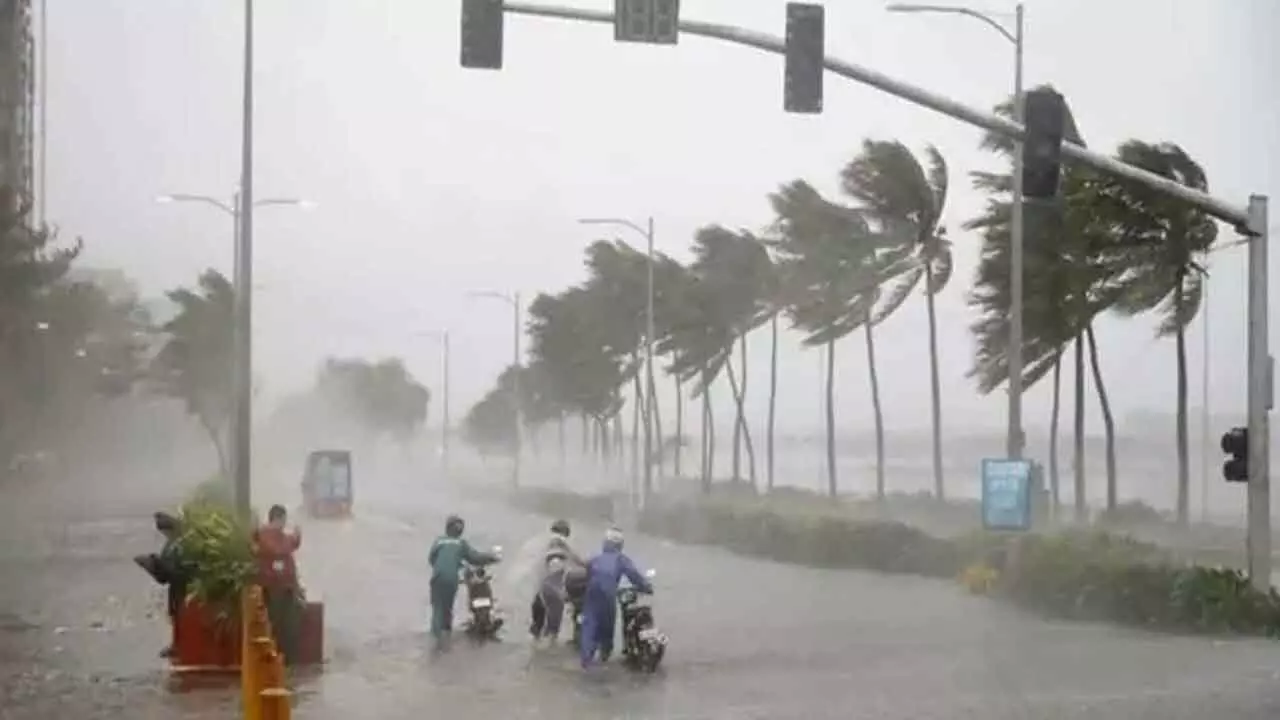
<box><xmin>3</xmin><ymin>466</ymin><xmax>1279</xmax><ymax>719</ymax></box>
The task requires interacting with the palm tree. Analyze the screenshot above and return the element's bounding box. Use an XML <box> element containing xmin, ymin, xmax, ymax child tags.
<box><xmin>689</xmin><ymin>226</ymin><xmax>773</xmax><ymax>487</ymax></box>
<box><xmin>965</xmin><ymin>86</ymin><xmax>1123</xmax><ymax>520</ymax></box>
<box><xmin>839</xmin><ymin>139</ymin><xmax>954</xmax><ymax>499</ymax></box>
<box><xmin>524</xmin><ymin>287</ymin><xmax>628</xmax><ymax>468</ymax></box>
<box><xmin>1094</xmin><ymin>141</ymin><xmax>1218</xmax><ymax>526</ymax></box>
<box><xmin>769</xmin><ymin>180</ymin><xmax>890</xmax><ymax>497</ymax></box>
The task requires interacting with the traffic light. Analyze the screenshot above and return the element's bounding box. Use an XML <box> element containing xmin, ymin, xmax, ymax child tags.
<box><xmin>460</xmin><ymin>0</ymin><xmax>504</xmax><ymax>70</ymax></box>
<box><xmin>783</xmin><ymin>3</ymin><xmax>824</xmax><ymax>114</ymax></box>
<box><xmin>1221</xmin><ymin>426</ymin><xmax>1249</xmax><ymax>483</ymax></box>
<box><xmin>614</xmin><ymin>0</ymin><xmax>680</xmax><ymax>44</ymax></box>
<box><xmin>1020</xmin><ymin>87</ymin><xmax>1066</xmax><ymax>199</ymax></box>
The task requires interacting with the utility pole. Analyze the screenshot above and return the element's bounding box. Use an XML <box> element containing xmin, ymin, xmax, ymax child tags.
<box><xmin>231</xmin><ymin>0</ymin><xmax>255</xmax><ymax>520</ymax></box>
<box><xmin>577</xmin><ymin>215</ymin><xmax>658</xmax><ymax>504</ymax></box>
<box><xmin>442</xmin><ymin>330</ymin><xmax>451</xmax><ymax>477</ymax></box>
<box><xmin>512</xmin><ymin>291</ymin><xmax>522</xmax><ymax>488</ymax></box>
<box><xmin>887</xmin><ymin>3</ymin><xmax>1025</xmax><ymax>461</ymax></box>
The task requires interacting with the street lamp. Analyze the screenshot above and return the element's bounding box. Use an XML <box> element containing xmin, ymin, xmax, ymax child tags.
<box><xmin>467</xmin><ymin>290</ymin><xmax>522</xmax><ymax>487</ymax></box>
<box><xmin>886</xmin><ymin>2</ymin><xmax>1026</xmax><ymax>461</ymax></box>
<box><xmin>415</xmin><ymin>330</ymin><xmax>452</xmax><ymax>477</ymax></box>
<box><xmin>156</xmin><ymin>188</ymin><xmax>313</xmax><ymax>515</ymax></box>
<box><xmin>578</xmin><ymin>216</ymin><xmax>657</xmax><ymax>506</ymax></box>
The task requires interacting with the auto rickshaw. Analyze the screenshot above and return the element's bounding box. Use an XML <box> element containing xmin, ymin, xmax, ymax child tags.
<box><xmin>301</xmin><ymin>449</ymin><xmax>353</xmax><ymax>519</ymax></box>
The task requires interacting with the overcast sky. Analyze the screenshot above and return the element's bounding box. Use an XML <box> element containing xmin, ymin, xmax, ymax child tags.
<box><xmin>42</xmin><ymin>0</ymin><xmax>1280</xmax><ymax>437</ymax></box>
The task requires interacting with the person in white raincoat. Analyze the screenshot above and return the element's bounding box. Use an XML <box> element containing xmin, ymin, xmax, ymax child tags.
<box><xmin>528</xmin><ymin>519</ymin><xmax>586</xmax><ymax>645</ymax></box>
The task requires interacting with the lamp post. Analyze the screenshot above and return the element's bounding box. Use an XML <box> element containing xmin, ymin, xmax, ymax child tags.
<box><xmin>155</xmin><ymin>187</ymin><xmax>313</xmax><ymax>515</ymax></box>
<box><xmin>416</xmin><ymin>330</ymin><xmax>452</xmax><ymax>477</ymax></box>
<box><xmin>468</xmin><ymin>290</ymin><xmax>522</xmax><ymax>487</ymax></box>
<box><xmin>578</xmin><ymin>216</ymin><xmax>656</xmax><ymax>506</ymax></box>
<box><xmin>887</xmin><ymin>2</ymin><xmax>1025</xmax><ymax>460</ymax></box>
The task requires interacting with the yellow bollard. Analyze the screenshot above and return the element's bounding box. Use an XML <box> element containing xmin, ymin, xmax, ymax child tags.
<box><xmin>257</xmin><ymin>641</ymin><xmax>283</xmax><ymax>690</ymax></box>
<box><xmin>241</xmin><ymin>589</ymin><xmax>261</xmax><ymax>720</ymax></box>
<box><xmin>260</xmin><ymin>688</ymin><xmax>292</xmax><ymax>720</ymax></box>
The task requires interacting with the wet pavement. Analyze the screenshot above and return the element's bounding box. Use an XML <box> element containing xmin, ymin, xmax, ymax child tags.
<box><xmin>3</xmin><ymin>464</ymin><xmax>1280</xmax><ymax>719</ymax></box>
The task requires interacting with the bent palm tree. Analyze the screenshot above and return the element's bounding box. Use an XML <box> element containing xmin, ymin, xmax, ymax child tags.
<box><xmin>840</xmin><ymin>139</ymin><xmax>953</xmax><ymax>499</ymax></box>
<box><xmin>1095</xmin><ymin>141</ymin><xmax>1218</xmax><ymax>526</ymax></box>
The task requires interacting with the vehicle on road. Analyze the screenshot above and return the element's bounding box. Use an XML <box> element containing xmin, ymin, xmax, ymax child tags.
<box><xmin>618</xmin><ymin>568</ymin><xmax>666</xmax><ymax>673</ymax></box>
<box><xmin>301</xmin><ymin>449</ymin><xmax>353</xmax><ymax>519</ymax></box>
<box><xmin>461</xmin><ymin>547</ymin><xmax>505</xmax><ymax>640</ymax></box>
<box><xmin>565</xmin><ymin>570</ymin><xmax>587</xmax><ymax>646</ymax></box>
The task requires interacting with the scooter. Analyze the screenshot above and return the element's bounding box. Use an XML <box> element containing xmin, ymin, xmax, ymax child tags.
<box><xmin>619</xmin><ymin>569</ymin><xmax>666</xmax><ymax>672</ymax></box>
<box><xmin>461</xmin><ymin>546</ymin><xmax>505</xmax><ymax>640</ymax></box>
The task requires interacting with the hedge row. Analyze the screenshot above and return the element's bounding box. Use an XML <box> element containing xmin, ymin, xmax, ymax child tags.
<box><xmin>506</xmin><ymin>487</ymin><xmax>1280</xmax><ymax>638</ymax></box>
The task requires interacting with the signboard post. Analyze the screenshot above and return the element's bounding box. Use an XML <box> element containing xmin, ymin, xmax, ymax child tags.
<box><xmin>981</xmin><ymin>458</ymin><xmax>1033</xmax><ymax>532</ymax></box>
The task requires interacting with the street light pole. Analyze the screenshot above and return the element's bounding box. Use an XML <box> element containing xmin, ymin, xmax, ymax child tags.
<box><xmin>1009</xmin><ymin>4</ymin><xmax>1026</xmax><ymax>461</ymax></box>
<box><xmin>233</xmin><ymin>0</ymin><xmax>256</xmax><ymax>520</ymax></box>
<box><xmin>468</xmin><ymin>290</ymin><xmax>522</xmax><ymax>487</ymax></box>
<box><xmin>644</xmin><ymin>216</ymin><xmax>655</xmax><ymax>504</ymax></box>
<box><xmin>415</xmin><ymin>330</ymin><xmax>452</xmax><ymax>476</ymax></box>
<box><xmin>513</xmin><ymin>292</ymin><xmax>522</xmax><ymax>488</ymax></box>
<box><xmin>1201</xmin><ymin>272</ymin><xmax>1210</xmax><ymax>523</ymax></box>
<box><xmin>442</xmin><ymin>330</ymin><xmax>451</xmax><ymax>476</ymax></box>
<box><xmin>155</xmin><ymin>184</ymin><xmax>310</xmax><ymax>512</ymax></box>
<box><xmin>578</xmin><ymin>216</ymin><xmax>658</xmax><ymax>505</ymax></box>
<box><xmin>886</xmin><ymin>2</ymin><xmax>1025</xmax><ymax>460</ymax></box>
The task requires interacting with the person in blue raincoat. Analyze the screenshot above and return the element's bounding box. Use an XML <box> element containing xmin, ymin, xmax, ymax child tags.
<box><xmin>428</xmin><ymin>515</ymin><xmax>500</xmax><ymax>644</ymax></box>
<box><xmin>579</xmin><ymin>527</ymin><xmax>652</xmax><ymax>668</ymax></box>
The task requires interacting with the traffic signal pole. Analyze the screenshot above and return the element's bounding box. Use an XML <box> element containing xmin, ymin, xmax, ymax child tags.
<box><xmin>490</xmin><ymin>0</ymin><xmax>1271</xmax><ymax>589</ymax></box>
<box><xmin>1246</xmin><ymin>196</ymin><xmax>1270</xmax><ymax>590</ymax></box>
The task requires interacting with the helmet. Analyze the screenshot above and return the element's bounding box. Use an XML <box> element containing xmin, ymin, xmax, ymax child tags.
<box><xmin>445</xmin><ymin>514</ymin><xmax>465</xmax><ymax>538</ymax></box>
<box><xmin>550</xmin><ymin>519</ymin><xmax>571</xmax><ymax>537</ymax></box>
<box><xmin>603</xmin><ymin>526</ymin><xmax>624</xmax><ymax>550</ymax></box>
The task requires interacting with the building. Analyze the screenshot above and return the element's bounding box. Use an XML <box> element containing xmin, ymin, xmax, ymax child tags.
<box><xmin>0</xmin><ymin>0</ymin><xmax>33</xmax><ymax>203</ymax></box>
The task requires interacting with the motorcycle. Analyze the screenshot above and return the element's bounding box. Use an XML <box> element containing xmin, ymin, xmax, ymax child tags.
<box><xmin>619</xmin><ymin>568</ymin><xmax>666</xmax><ymax>673</ymax></box>
<box><xmin>461</xmin><ymin>546</ymin><xmax>505</xmax><ymax>640</ymax></box>
<box><xmin>564</xmin><ymin>570</ymin><xmax>588</xmax><ymax>646</ymax></box>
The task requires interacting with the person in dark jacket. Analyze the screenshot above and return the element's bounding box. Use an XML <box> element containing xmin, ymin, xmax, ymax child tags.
<box><xmin>134</xmin><ymin>511</ymin><xmax>189</xmax><ymax>658</ymax></box>
<box><xmin>428</xmin><ymin>514</ymin><xmax>500</xmax><ymax>646</ymax></box>
<box><xmin>253</xmin><ymin>504</ymin><xmax>303</xmax><ymax>665</ymax></box>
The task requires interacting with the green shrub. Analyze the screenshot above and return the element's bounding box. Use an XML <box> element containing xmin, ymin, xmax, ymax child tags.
<box><xmin>1096</xmin><ymin>500</ymin><xmax>1166</xmax><ymax>527</ymax></box>
<box><xmin>507</xmin><ymin>488</ymin><xmax>1280</xmax><ymax>638</ymax></box>
<box><xmin>189</xmin><ymin>475</ymin><xmax>235</xmax><ymax>508</ymax></box>
<box><xmin>508</xmin><ymin>487</ymin><xmax>616</xmax><ymax>523</ymax></box>
<box><xmin>173</xmin><ymin>479</ymin><xmax>256</xmax><ymax>618</ymax></box>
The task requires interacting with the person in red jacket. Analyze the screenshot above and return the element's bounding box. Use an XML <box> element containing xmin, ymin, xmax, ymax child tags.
<box><xmin>253</xmin><ymin>504</ymin><xmax>303</xmax><ymax>665</ymax></box>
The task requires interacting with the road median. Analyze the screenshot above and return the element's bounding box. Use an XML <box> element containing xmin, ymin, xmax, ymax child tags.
<box><xmin>502</xmin><ymin>484</ymin><xmax>1280</xmax><ymax>639</ymax></box>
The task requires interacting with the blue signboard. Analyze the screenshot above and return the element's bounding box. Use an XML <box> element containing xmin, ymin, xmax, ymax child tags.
<box><xmin>981</xmin><ymin>458</ymin><xmax>1033</xmax><ymax>531</ymax></box>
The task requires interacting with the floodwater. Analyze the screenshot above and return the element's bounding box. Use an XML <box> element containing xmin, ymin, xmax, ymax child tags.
<box><xmin>2</xmin><ymin>464</ymin><xmax>1278</xmax><ymax>720</ymax></box>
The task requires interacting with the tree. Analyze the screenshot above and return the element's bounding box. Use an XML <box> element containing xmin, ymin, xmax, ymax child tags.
<box><xmin>315</xmin><ymin>356</ymin><xmax>431</xmax><ymax>447</ymax></box>
<box><xmin>840</xmin><ymin>139</ymin><xmax>954</xmax><ymax>499</ymax></box>
<box><xmin>464</xmin><ymin>371</ymin><xmax>518</xmax><ymax>455</ymax></box>
<box><xmin>1094</xmin><ymin>141</ymin><xmax>1218</xmax><ymax>526</ymax></box>
<box><xmin>0</xmin><ymin>187</ymin><xmax>83</xmax><ymax>464</ymax></box>
<box><xmin>150</xmin><ymin>269</ymin><xmax>234</xmax><ymax>474</ymax></box>
<box><xmin>769</xmin><ymin>180</ymin><xmax>892</xmax><ymax>498</ymax></box>
<box><xmin>524</xmin><ymin>286</ymin><xmax>628</xmax><ymax>465</ymax></box>
<box><xmin>685</xmin><ymin>226</ymin><xmax>772</xmax><ymax>487</ymax></box>
<box><xmin>965</xmin><ymin>87</ymin><xmax>1122</xmax><ymax>520</ymax></box>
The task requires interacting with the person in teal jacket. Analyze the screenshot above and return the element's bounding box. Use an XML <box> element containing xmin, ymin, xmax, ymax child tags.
<box><xmin>428</xmin><ymin>514</ymin><xmax>500</xmax><ymax>643</ymax></box>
